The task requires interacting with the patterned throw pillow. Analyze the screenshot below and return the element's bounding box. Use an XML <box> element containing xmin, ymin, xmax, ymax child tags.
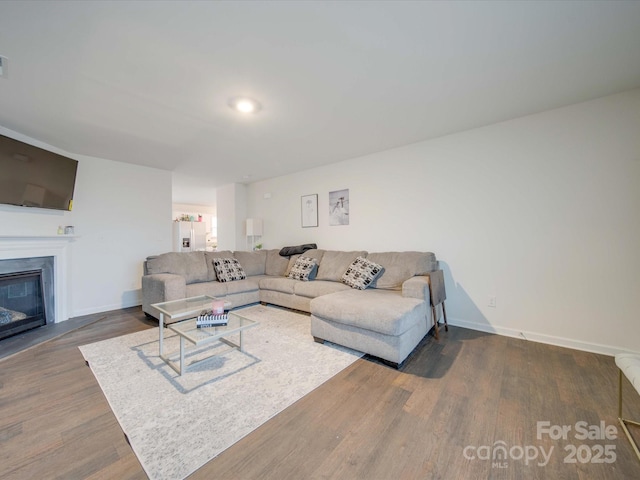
<box><xmin>287</xmin><ymin>256</ymin><xmax>318</xmax><ymax>281</ymax></box>
<box><xmin>213</xmin><ymin>258</ymin><xmax>247</xmax><ymax>282</ymax></box>
<box><xmin>342</xmin><ymin>256</ymin><xmax>384</xmax><ymax>290</ymax></box>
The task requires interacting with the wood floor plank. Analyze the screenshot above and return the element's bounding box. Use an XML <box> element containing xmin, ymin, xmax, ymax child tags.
<box><xmin>1</xmin><ymin>306</ymin><xmax>639</xmax><ymax>479</ymax></box>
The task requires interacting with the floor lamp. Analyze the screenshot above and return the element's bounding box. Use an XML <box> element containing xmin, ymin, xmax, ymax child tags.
<box><xmin>246</xmin><ymin>218</ymin><xmax>263</xmax><ymax>251</ymax></box>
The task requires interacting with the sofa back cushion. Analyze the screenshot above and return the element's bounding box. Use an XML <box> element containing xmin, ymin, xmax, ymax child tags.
<box><xmin>316</xmin><ymin>250</ymin><xmax>367</xmax><ymax>282</ymax></box>
<box><xmin>265</xmin><ymin>249</ymin><xmax>290</xmax><ymax>276</ymax></box>
<box><xmin>366</xmin><ymin>251</ymin><xmax>437</xmax><ymax>290</ymax></box>
<box><xmin>233</xmin><ymin>250</ymin><xmax>267</xmax><ymax>276</ymax></box>
<box><xmin>146</xmin><ymin>251</ymin><xmax>209</xmax><ymax>284</ymax></box>
<box><xmin>205</xmin><ymin>251</ymin><xmax>234</xmax><ymax>281</ymax></box>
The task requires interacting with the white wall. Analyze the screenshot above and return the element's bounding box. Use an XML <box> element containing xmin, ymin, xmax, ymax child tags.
<box><xmin>70</xmin><ymin>154</ymin><xmax>172</xmax><ymax>315</ymax></box>
<box><xmin>0</xmin><ymin>126</ymin><xmax>173</xmax><ymax>318</ymax></box>
<box><xmin>247</xmin><ymin>89</ymin><xmax>640</xmax><ymax>355</ymax></box>
<box><xmin>216</xmin><ymin>183</ymin><xmax>247</xmax><ymax>251</ymax></box>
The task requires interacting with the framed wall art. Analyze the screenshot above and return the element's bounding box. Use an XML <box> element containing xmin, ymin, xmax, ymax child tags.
<box><xmin>329</xmin><ymin>189</ymin><xmax>349</xmax><ymax>226</ymax></box>
<box><xmin>301</xmin><ymin>194</ymin><xmax>318</xmax><ymax>227</ymax></box>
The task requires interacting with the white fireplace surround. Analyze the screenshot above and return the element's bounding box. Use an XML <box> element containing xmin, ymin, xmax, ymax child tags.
<box><xmin>0</xmin><ymin>235</ymin><xmax>74</xmax><ymax>323</ymax></box>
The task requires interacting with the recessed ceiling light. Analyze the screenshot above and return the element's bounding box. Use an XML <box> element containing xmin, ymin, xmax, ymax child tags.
<box><xmin>228</xmin><ymin>97</ymin><xmax>262</xmax><ymax>114</ymax></box>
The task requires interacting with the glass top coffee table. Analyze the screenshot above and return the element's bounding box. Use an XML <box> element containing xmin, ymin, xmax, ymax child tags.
<box><xmin>167</xmin><ymin>313</ymin><xmax>258</xmax><ymax>375</ymax></box>
<box><xmin>151</xmin><ymin>295</ymin><xmax>257</xmax><ymax>375</ymax></box>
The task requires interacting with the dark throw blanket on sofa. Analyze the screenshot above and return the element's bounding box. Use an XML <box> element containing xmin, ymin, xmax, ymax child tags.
<box><xmin>279</xmin><ymin>243</ymin><xmax>318</xmax><ymax>257</ymax></box>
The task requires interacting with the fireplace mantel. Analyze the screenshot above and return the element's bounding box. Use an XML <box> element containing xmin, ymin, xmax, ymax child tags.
<box><xmin>0</xmin><ymin>235</ymin><xmax>76</xmax><ymax>322</ymax></box>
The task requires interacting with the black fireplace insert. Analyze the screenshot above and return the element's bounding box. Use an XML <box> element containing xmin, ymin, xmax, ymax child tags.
<box><xmin>0</xmin><ymin>270</ymin><xmax>46</xmax><ymax>341</ymax></box>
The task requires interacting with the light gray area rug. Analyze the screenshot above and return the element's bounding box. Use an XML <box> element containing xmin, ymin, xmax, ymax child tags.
<box><xmin>79</xmin><ymin>304</ymin><xmax>363</xmax><ymax>480</ymax></box>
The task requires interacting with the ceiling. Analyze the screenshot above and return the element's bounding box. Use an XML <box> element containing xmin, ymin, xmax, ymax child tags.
<box><xmin>1</xmin><ymin>1</ymin><xmax>640</xmax><ymax>205</ymax></box>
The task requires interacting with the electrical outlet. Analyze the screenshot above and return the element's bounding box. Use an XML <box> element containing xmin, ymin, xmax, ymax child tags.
<box><xmin>488</xmin><ymin>296</ymin><xmax>496</xmax><ymax>308</ymax></box>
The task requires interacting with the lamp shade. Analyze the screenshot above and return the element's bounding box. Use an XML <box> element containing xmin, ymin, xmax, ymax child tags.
<box><xmin>246</xmin><ymin>218</ymin><xmax>263</xmax><ymax>236</ymax></box>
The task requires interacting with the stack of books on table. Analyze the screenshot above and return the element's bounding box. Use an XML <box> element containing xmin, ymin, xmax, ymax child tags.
<box><xmin>196</xmin><ymin>309</ymin><xmax>228</xmax><ymax>328</ymax></box>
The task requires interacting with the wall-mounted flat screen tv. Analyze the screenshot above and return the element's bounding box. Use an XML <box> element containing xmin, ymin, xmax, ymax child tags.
<box><xmin>0</xmin><ymin>134</ymin><xmax>78</xmax><ymax>211</ymax></box>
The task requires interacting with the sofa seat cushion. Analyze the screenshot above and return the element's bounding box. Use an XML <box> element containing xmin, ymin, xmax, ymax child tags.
<box><xmin>310</xmin><ymin>289</ymin><xmax>426</xmax><ymax>336</ymax></box>
<box><xmin>185</xmin><ymin>276</ymin><xmax>263</xmax><ymax>298</ymax></box>
<box><xmin>258</xmin><ymin>276</ymin><xmax>298</xmax><ymax>294</ymax></box>
<box><xmin>293</xmin><ymin>280</ymin><xmax>351</xmax><ymax>299</ymax></box>
<box><xmin>225</xmin><ymin>276</ymin><xmax>262</xmax><ymax>295</ymax></box>
<box><xmin>185</xmin><ymin>281</ymin><xmax>228</xmax><ymax>298</ymax></box>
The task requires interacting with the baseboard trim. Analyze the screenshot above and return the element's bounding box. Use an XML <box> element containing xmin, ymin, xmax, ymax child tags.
<box><xmin>447</xmin><ymin>317</ymin><xmax>633</xmax><ymax>357</ymax></box>
<box><xmin>71</xmin><ymin>300</ymin><xmax>142</xmax><ymax>318</ymax></box>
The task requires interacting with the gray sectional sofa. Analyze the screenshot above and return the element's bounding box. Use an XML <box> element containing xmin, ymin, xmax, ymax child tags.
<box><xmin>142</xmin><ymin>248</ymin><xmax>446</xmax><ymax>367</ymax></box>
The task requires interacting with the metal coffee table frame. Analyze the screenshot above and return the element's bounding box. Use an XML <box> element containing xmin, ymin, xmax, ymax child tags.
<box><xmin>151</xmin><ymin>295</ymin><xmax>257</xmax><ymax>375</ymax></box>
<box><xmin>167</xmin><ymin>314</ymin><xmax>258</xmax><ymax>375</ymax></box>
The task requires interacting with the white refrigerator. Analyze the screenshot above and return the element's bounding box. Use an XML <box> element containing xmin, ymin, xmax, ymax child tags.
<box><xmin>173</xmin><ymin>221</ymin><xmax>207</xmax><ymax>252</ymax></box>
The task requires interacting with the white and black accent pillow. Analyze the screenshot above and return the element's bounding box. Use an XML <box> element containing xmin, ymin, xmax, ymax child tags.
<box><xmin>213</xmin><ymin>258</ymin><xmax>247</xmax><ymax>282</ymax></box>
<box><xmin>342</xmin><ymin>256</ymin><xmax>384</xmax><ymax>290</ymax></box>
<box><xmin>287</xmin><ymin>256</ymin><xmax>318</xmax><ymax>281</ymax></box>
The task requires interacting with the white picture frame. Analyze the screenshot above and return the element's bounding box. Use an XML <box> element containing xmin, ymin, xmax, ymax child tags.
<box><xmin>301</xmin><ymin>194</ymin><xmax>318</xmax><ymax>227</ymax></box>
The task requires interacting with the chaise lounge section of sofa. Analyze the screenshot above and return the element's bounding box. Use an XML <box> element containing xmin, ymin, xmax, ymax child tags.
<box><xmin>141</xmin><ymin>248</ymin><xmax>446</xmax><ymax>367</ymax></box>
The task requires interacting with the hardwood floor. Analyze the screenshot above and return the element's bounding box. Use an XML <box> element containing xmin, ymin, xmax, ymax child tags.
<box><xmin>1</xmin><ymin>307</ymin><xmax>639</xmax><ymax>479</ymax></box>
<box><xmin>0</xmin><ymin>308</ymin><xmax>153</xmax><ymax>480</ymax></box>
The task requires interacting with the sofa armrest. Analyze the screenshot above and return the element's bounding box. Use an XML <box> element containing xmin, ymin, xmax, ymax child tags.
<box><xmin>402</xmin><ymin>275</ymin><xmax>430</xmax><ymax>301</ymax></box>
<box><xmin>141</xmin><ymin>274</ymin><xmax>187</xmax><ymax>317</ymax></box>
<box><xmin>402</xmin><ymin>269</ymin><xmax>446</xmax><ymax>307</ymax></box>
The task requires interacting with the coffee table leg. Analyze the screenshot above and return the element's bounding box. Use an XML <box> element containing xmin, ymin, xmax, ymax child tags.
<box><xmin>159</xmin><ymin>313</ymin><xmax>165</xmax><ymax>356</ymax></box>
<box><xmin>179</xmin><ymin>336</ymin><xmax>185</xmax><ymax>376</ymax></box>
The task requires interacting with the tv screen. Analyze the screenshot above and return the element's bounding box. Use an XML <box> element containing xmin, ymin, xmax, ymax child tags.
<box><xmin>0</xmin><ymin>134</ymin><xmax>78</xmax><ymax>211</ymax></box>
